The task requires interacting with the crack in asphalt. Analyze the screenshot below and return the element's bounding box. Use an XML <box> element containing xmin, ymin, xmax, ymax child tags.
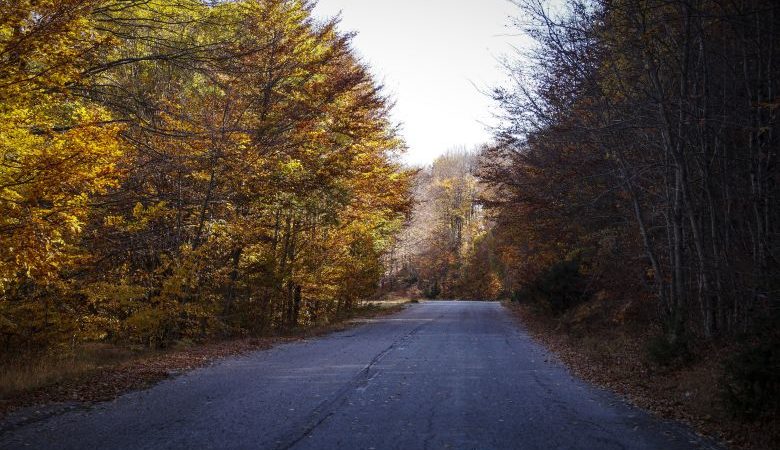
<box><xmin>0</xmin><ymin>403</ymin><xmax>92</xmax><ymax>437</ymax></box>
<box><xmin>421</xmin><ymin>403</ymin><xmax>436</xmax><ymax>450</ymax></box>
<box><xmin>273</xmin><ymin>314</ymin><xmax>443</xmax><ymax>450</ymax></box>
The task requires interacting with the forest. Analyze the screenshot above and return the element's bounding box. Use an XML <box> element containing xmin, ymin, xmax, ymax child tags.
<box><xmin>1</xmin><ymin>0</ymin><xmax>778</xmax><ymax>444</ymax></box>
<box><xmin>1</xmin><ymin>0</ymin><xmax>412</xmax><ymax>352</ymax></box>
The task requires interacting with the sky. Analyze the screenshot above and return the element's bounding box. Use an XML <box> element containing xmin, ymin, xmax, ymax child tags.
<box><xmin>312</xmin><ymin>0</ymin><xmax>520</xmax><ymax>166</ymax></box>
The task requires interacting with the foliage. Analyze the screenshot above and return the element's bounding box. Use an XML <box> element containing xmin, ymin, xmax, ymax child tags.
<box><xmin>645</xmin><ymin>334</ymin><xmax>691</xmax><ymax>367</ymax></box>
<box><xmin>482</xmin><ymin>0</ymin><xmax>779</xmax><ymax>337</ymax></box>
<box><xmin>720</xmin><ymin>327</ymin><xmax>780</xmax><ymax>419</ymax></box>
<box><xmin>512</xmin><ymin>260</ymin><xmax>589</xmax><ymax>315</ymax></box>
<box><xmin>423</xmin><ymin>281</ymin><xmax>441</xmax><ymax>299</ymax></box>
<box><xmin>387</xmin><ymin>150</ymin><xmax>489</xmax><ymax>299</ymax></box>
<box><xmin>0</xmin><ymin>0</ymin><xmax>412</xmax><ymax>353</ymax></box>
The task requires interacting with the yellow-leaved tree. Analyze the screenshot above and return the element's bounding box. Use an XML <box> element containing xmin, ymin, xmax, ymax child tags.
<box><xmin>0</xmin><ymin>0</ymin><xmax>124</xmax><ymax>347</ymax></box>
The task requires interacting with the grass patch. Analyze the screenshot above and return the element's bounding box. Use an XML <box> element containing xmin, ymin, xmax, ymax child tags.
<box><xmin>0</xmin><ymin>344</ymin><xmax>140</xmax><ymax>400</ymax></box>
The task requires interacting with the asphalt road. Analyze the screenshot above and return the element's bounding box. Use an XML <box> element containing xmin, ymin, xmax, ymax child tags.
<box><xmin>0</xmin><ymin>301</ymin><xmax>718</xmax><ymax>450</ymax></box>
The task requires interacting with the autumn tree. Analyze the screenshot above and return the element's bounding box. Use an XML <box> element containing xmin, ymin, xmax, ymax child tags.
<box><xmin>0</xmin><ymin>0</ymin><xmax>124</xmax><ymax>347</ymax></box>
<box><xmin>0</xmin><ymin>0</ymin><xmax>412</xmax><ymax>351</ymax></box>
<box><xmin>481</xmin><ymin>0</ymin><xmax>779</xmax><ymax>348</ymax></box>
<box><xmin>390</xmin><ymin>150</ymin><xmax>488</xmax><ymax>298</ymax></box>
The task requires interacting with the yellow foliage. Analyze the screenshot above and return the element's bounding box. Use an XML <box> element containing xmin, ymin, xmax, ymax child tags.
<box><xmin>0</xmin><ymin>0</ymin><xmax>413</xmax><ymax>352</ymax></box>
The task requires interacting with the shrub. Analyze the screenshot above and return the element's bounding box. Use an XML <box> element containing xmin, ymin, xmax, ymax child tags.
<box><xmin>513</xmin><ymin>260</ymin><xmax>589</xmax><ymax>315</ymax></box>
<box><xmin>645</xmin><ymin>333</ymin><xmax>691</xmax><ymax>366</ymax></box>
<box><xmin>720</xmin><ymin>338</ymin><xmax>780</xmax><ymax>418</ymax></box>
<box><xmin>423</xmin><ymin>281</ymin><xmax>441</xmax><ymax>299</ymax></box>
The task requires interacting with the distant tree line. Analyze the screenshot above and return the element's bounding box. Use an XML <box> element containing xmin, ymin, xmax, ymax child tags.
<box><xmin>386</xmin><ymin>151</ymin><xmax>495</xmax><ymax>300</ymax></box>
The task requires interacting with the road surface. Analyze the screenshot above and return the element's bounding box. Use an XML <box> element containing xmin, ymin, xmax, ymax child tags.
<box><xmin>0</xmin><ymin>301</ymin><xmax>718</xmax><ymax>450</ymax></box>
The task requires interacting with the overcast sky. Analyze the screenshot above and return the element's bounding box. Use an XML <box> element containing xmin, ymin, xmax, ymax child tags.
<box><xmin>312</xmin><ymin>0</ymin><xmax>520</xmax><ymax>166</ymax></box>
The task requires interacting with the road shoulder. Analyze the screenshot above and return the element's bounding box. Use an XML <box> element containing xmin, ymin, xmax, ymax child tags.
<box><xmin>0</xmin><ymin>301</ymin><xmax>408</xmax><ymax>424</ymax></box>
<box><xmin>504</xmin><ymin>301</ymin><xmax>777</xmax><ymax>450</ymax></box>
